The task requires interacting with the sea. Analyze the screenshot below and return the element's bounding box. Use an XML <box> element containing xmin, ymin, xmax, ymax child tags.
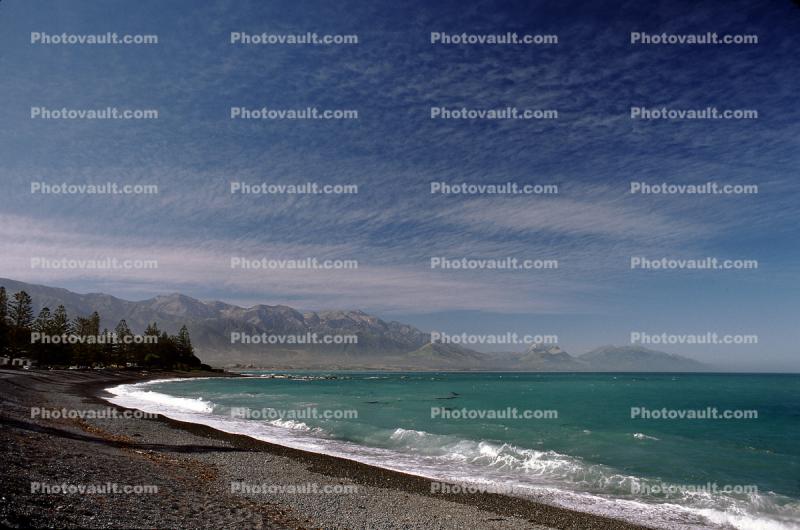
<box><xmin>105</xmin><ymin>372</ymin><xmax>800</xmax><ymax>529</ymax></box>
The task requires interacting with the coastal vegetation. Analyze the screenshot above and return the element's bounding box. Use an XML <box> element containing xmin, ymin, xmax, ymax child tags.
<box><xmin>0</xmin><ymin>286</ymin><xmax>203</xmax><ymax>369</ymax></box>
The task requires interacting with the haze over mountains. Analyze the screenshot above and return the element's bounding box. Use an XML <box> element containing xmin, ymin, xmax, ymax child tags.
<box><xmin>0</xmin><ymin>278</ymin><xmax>709</xmax><ymax>371</ymax></box>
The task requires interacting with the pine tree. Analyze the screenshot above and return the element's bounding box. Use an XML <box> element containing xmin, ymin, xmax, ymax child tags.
<box><xmin>114</xmin><ymin>319</ymin><xmax>133</xmax><ymax>366</ymax></box>
<box><xmin>51</xmin><ymin>305</ymin><xmax>71</xmax><ymax>335</ymax></box>
<box><xmin>87</xmin><ymin>311</ymin><xmax>101</xmax><ymax>366</ymax></box>
<box><xmin>9</xmin><ymin>291</ymin><xmax>34</xmax><ymax>355</ymax></box>
<box><xmin>160</xmin><ymin>331</ymin><xmax>176</xmax><ymax>367</ymax></box>
<box><xmin>50</xmin><ymin>305</ymin><xmax>72</xmax><ymax>365</ymax></box>
<box><xmin>32</xmin><ymin>307</ymin><xmax>53</xmax><ymax>363</ymax></box>
<box><xmin>10</xmin><ymin>291</ymin><xmax>34</xmax><ymax>329</ymax></box>
<box><xmin>33</xmin><ymin>307</ymin><xmax>52</xmax><ymax>333</ymax></box>
<box><xmin>88</xmin><ymin>311</ymin><xmax>100</xmax><ymax>334</ymax></box>
<box><xmin>142</xmin><ymin>322</ymin><xmax>161</xmax><ymax>366</ymax></box>
<box><xmin>100</xmin><ymin>328</ymin><xmax>114</xmax><ymax>367</ymax></box>
<box><xmin>0</xmin><ymin>287</ymin><xmax>8</xmax><ymax>354</ymax></box>
<box><xmin>176</xmin><ymin>325</ymin><xmax>194</xmax><ymax>361</ymax></box>
<box><xmin>72</xmin><ymin>316</ymin><xmax>92</xmax><ymax>366</ymax></box>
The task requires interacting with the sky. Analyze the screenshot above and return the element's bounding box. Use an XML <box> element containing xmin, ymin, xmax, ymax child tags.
<box><xmin>0</xmin><ymin>0</ymin><xmax>798</xmax><ymax>369</ymax></box>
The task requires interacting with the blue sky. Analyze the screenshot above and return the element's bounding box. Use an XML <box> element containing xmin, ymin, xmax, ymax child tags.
<box><xmin>1</xmin><ymin>0</ymin><xmax>798</xmax><ymax>369</ymax></box>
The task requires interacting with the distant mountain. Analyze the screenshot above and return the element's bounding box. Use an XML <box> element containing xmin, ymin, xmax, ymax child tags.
<box><xmin>513</xmin><ymin>343</ymin><xmax>588</xmax><ymax>371</ymax></box>
<box><xmin>0</xmin><ymin>278</ymin><xmax>710</xmax><ymax>371</ymax></box>
<box><xmin>407</xmin><ymin>342</ymin><xmax>487</xmax><ymax>369</ymax></box>
<box><xmin>482</xmin><ymin>343</ymin><xmax>708</xmax><ymax>372</ymax></box>
<box><xmin>480</xmin><ymin>344</ymin><xmax>586</xmax><ymax>371</ymax></box>
<box><xmin>579</xmin><ymin>345</ymin><xmax>708</xmax><ymax>372</ymax></box>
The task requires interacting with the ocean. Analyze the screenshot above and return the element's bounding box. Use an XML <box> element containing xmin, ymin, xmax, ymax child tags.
<box><xmin>106</xmin><ymin>372</ymin><xmax>800</xmax><ymax>529</ymax></box>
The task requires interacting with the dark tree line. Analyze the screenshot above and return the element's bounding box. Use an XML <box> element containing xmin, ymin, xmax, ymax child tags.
<box><xmin>0</xmin><ymin>286</ymin><xmax>203</xmax><ymax>369</ymax></box>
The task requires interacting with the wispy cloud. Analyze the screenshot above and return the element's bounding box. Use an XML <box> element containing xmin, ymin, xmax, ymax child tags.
<box><xmin>1</xmin><ymin>0</ymin><xmax>798</xmax><ymax>359</ymax></box>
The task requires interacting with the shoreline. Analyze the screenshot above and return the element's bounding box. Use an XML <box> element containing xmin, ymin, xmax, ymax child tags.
<box><xmin>1</xmin><ymin>369</ymin><xmax>650</xmax><ymax>529</ymax></box>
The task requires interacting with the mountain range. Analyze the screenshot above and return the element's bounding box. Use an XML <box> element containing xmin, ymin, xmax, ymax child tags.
<box><xmin>0</xmin><ymin>278</ymin><xmax>709</xmax><ymax>371</ymax></box>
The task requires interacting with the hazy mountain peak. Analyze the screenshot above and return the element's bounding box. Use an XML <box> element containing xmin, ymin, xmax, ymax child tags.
<box><xmin>526</xmin><ymin>343</ymin><xmax>566</xmax><ymax>356</ymax></box>
<box><xmin>579</xmin><ymin>345</ymin><xmax>708</xmax><ymax>371</ymax></box>
<box><xmin>145</xmin><ymin>292</ymin><xmax>217</xmax><ymax>319</ymax></box>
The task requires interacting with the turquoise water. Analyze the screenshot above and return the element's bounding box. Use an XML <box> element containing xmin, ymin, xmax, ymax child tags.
<box><xmin>108</xmin><ymin>372</ymin><xmax>800</xmax><ymax>529</ymax></box>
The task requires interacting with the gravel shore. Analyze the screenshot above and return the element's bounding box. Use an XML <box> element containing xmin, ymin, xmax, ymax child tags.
<box><xmin>0</xmin><ymin>369</ymin><xmax>650</xmax><ymax>529</ymax></box>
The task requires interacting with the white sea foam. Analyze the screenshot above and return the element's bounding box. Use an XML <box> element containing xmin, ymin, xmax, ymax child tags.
<box><xmin>106</xmin><ymin>382</ymin><xmax>214</xmax><ymax>414</ymax></box>
<box><xmin>697</xmin><ymin>508</ymin><xmax>800</xmax><ymax>530</ymax></box>
<box><xmin>267</xmin><ymin>418</ymin><xmax>313</xmax><ymax>431</ymax></box>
